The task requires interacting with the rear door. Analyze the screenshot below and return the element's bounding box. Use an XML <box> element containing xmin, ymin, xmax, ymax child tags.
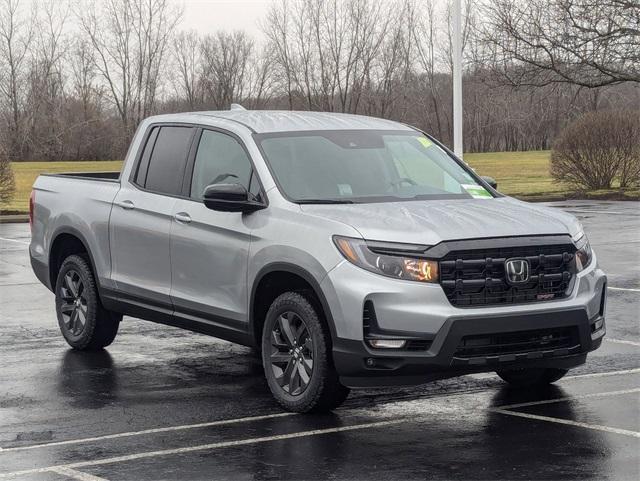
<box><xmin>169</xmin><ymin>127</ymin><xmax>264</xmax><ymax>339</ymax></box>
<box><xmin>110</xmin><ymin>125</ymin><xmax>195</xmax><ymax>308</ymax></box>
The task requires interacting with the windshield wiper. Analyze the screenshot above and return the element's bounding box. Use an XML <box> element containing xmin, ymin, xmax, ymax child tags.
<box><xmin>297</xmin><ymin>198</ymin><xmax>355</xmax><ymax>204</ymax></box>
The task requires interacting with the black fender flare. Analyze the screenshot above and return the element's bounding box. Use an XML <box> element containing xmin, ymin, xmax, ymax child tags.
<box><xmin>48</xmin><ymin>225</ymin><xmax>102</xmax><ymax>291</ymax></box>
<box><xmin>249</xmin><ymin>262</ymin><xmax>337</xmax><ymax>346</ymax></box>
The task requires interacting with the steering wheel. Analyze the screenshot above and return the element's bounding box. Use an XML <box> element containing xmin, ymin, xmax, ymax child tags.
<box><xmin>389</xmin><ymin>177</ymin><xmax>418</xmax><ymax>190</ymax></box>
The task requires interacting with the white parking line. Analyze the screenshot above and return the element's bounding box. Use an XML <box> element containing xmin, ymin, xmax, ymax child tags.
<box><xmin>0</xmin><ymin>419</ymin><xmax>404</xmax><ymax>479</ymax></box>
<box><xmin>0</xmin><ymin>237</ymin><xmax>29</xmax><ymax>246</ymax></box>
<box><xmin>491</xmin><ymin>388</ymin><xmax>640</xmax><ymax>439</ymax></box>
<box><xmin>605</xmin><ymin>338</ymin><xmax>640</xmax><ymax>347</ymax></box>
<box><xmin>565</xmin><ymin>367</ymin><xmax>640</xmax><ymax>379</ymax></box>
<box><xmin>0</xmin><ymin>412</ymin><xmax>295</xmax><ymax>453</ymax></box>
<box><xmin>3</xmin><ymin>367</ymin><xmax>639</xmax><ymax>454</ymax></box>
<box><xmin>496</xmin><ymin>387</ymin><xmax>640</xmax><ymax>410</ymax></box>
<box><xmin>565</xmin><ymin>209</ymin><xmax>633</xmax><ymax>216</ymax></box>
<box><xmin>608</xmin><ymin>286</ymin><xmax>640</xmax><ymax>292</ymax></box>
<box><xmin>50</xmin><ymin>466</ymin><xmax>110</xmax><ymax>481</ymax></box>
<box><xmin>469</xmin><ymin>367</ymin><xmax>640</xmax><ymax>382</ymax></box>
<box><xmin>492</xmin><ymin>410</ymin><xmax>640</xmax><ymax>438</ymax></box>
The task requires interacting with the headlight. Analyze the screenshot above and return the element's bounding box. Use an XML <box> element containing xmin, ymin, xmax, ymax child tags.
<box><xmin>333</xmin><ymin>236</ymin><xmax>438</xmax><ymax>283</ymax></box>
<box><xmin>574</xmin><ymin>231</ymin><xmax>593</xmax><ymax>271</ymax></box>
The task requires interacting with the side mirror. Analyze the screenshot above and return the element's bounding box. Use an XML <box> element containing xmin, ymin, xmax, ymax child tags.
<box><xmin>203</xmin><ymin>183</ymin><xmax>265</xmax><ymax>213</ymax></box>
<box><xmin>481</xmin><ymin>176</ymin><xmax>498</xmax><ymax>190</ymax></box>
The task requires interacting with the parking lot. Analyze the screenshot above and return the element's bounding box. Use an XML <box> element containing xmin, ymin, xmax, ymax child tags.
<box><xmin>0</xmin><ymin>200</ymin><xmax>638</xmax><ymax>481</ymax></box>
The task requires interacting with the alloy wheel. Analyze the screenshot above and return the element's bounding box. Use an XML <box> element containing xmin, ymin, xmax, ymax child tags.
<box><xmin>59</xmin><ymin>270</ymin><xmax>88</xmax><ymax>336</ymax></box>
<box><xmin>269</xmin><ymin>311</ymin><xmax>314</xmax><ymax>396</ymax></box>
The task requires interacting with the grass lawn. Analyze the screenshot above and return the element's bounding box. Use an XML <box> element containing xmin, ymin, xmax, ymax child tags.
<box><xmin>464</xmin><ymin>150</ymin><xmax>565</xmax><ymax>197</ymax></box>
<box><xmin>1</xmin><ymin>152</ymin><xmax>637</xmax><ymax>214</ymax></box>
<box><xmin>2</xmin><ymin>161</ymin><xmax>122</xmax><ymax>214</ymax></box>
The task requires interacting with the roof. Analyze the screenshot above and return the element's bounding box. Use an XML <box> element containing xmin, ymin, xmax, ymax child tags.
<box><xmin>158</xmin><ymin>110</ymin><xmax>415</xmax><ymax>134</ymax></box>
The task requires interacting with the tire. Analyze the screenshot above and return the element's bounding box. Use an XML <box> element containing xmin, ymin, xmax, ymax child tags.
<box><xmin>261</xmin><ymin>292</ymin><xmax>350</xmax><ymax>413</ymax></box>
<box><xmin>55</xmin><ymin>254</ymin><xmax>121</xmax><ymax>350</ymax></box>
<box><xmin>496</xmin><ymin>367</ymin><xmax>569</xmax><ymax>388</ymax></box>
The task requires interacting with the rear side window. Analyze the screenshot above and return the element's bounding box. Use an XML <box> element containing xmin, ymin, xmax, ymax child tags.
<box><xmin>141</xmin><ymin>126</ymin><xmax>194</xmax><ymax>195</ymax></box>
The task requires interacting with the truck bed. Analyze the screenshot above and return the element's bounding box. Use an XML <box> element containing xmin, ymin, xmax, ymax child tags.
<box><xmin>41</xmin><ymin>171</ymin><xmax>120</xmax><ymax>182</ymax></box>
<box><xmin>31</xmin><ymin>171</ymin><xmax>123</xmax><ymax>291</ymax></box>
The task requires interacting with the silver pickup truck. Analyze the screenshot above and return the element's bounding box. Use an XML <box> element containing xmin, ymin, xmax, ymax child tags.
<box><xmin>30</xmin><ymin>110</ymin><xmax>607</xmax><ymax>413</ymax></box>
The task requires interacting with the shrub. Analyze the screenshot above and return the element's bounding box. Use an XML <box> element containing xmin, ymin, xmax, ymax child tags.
<box><xmin>0</xmin><ymin>155</ymin><xmax>15</xmax><ymax>205</ymax></box>
<box><xmin>551</xmin><ymin>111</ymin><xmax>640</xmax><ymax>190</ymax></box>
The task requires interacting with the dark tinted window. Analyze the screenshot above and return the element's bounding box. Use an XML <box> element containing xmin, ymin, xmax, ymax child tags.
<box><xmin>133</xmin><ymin>127</ymin><xmax>159</xmax><ymax>186</ymax></box>
<box><xmin>190</xmin><ymin>130</ymin><xmax>254</xmax><ymax>200</ymax></box>
<box><xmin>144</xmin><ymin>126</ymin><xmax>194</xmax><ymax>195</ymax></box>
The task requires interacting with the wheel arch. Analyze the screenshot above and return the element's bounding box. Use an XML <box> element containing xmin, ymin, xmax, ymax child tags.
<box><xmin>48</xmin><ymin>227</ymin><xmax>100</xmax><ymax>292</ymax></box>
<box><xmin>250</xmin><ymin>263</ymin><xmax>337</xmax><ymax>348</ymax></box>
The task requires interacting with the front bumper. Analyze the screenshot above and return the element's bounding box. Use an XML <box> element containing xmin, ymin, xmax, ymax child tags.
<box><xmin>334</xmin><ymin>310</ymin><xmax>605</xmax><ymax>388</ymax></box>
<box><xmin>322</xmin><ymin>252</ymin><xmax>607</xmax><ymax>388</ymax></box>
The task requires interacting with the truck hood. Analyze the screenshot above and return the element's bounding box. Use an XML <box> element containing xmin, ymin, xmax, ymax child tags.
<box><xmin>300</xmin><ymin>197</ymin><xmax>582</xmax><ymax>246</ymax></box>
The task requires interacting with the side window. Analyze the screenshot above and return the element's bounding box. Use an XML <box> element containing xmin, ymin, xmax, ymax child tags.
<box><xmin>133</xmin><ymin>127</ymin><xmax>159</xmax><ymax>187</ymax></box>
<box><xmin>144</xmin><ymin>126</ymin><xmax>194</xmax><ymax>195</ymax></box>
<box><xmin>190</xmin><ymin>130</ymin><xmax>256</xmax><ymax>200</ymax></box>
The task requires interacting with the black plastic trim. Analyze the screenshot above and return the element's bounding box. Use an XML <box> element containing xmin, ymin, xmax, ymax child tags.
<box><xmin>333</xmin><ymin>308</ymin><xmax>602</xmax><ymax>388</ymax></box>
<box><xmin>47</xmin><ymin>226</ymin><xmax>103</xmax><ymax>294</ymax></box>
<box><xmin>101</xmin><ymin>287</ymin><xmax>253</xmax><ymax>346</ymax></box>
<box><xmin>425</xmin><ymin>234</ymin><xmax>575</xmax><ymax>259</ymax></box>
<box><xmin>249</xmin><ymin>263</ymin><xmax>337</xmax><ymax>346</ymax></box>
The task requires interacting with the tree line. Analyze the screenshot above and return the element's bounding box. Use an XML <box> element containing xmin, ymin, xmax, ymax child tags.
<box><xmin>0</xmin><ymin>0</ymin><xmax>637</xmax><ymax>162</ymax></box>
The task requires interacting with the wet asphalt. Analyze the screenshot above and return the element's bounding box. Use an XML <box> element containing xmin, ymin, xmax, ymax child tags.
<box><xmin>0</xmin><ymin>200</ymin><xmax>638</xmax><ymax>481</ymax></box>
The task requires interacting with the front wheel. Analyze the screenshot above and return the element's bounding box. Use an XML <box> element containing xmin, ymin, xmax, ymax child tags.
<box><xmin>496</xmin><ymin>367</ymin><xmax>569</xmax><ymax>388</ymax></box>
<box><xmin>261</xmin><ymin>292</ymin><xmax>350</xmax><ymax>413</ymax></box>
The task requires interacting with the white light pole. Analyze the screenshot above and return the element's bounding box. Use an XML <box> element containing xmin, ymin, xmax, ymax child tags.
<box><xmin>452</xmin><ymin>0</ymin><xmax>463</xmax><ymax>159</ymax></box>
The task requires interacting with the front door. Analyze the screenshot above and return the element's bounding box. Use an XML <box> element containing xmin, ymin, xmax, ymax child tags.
<box><xmin>170</xmin><ymin>128</ymin><xmax>264</xmax><ymax>339</ymax></box>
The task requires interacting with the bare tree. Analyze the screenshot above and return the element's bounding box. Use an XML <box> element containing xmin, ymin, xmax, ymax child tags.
<box><xmin>481</xmin><ymin>0</ymin><xmax>640</xmax><ymax>88</ymax></box>
<box><xmin>28</xmin><ymin>0</ymin><xmax>70</xmax><ymax>160</ymax></box>
<box><xmin>172</xmin><ymin>30</ymin><xmax>201</xmax><ymax>109</ymax></box>
<box><xmin>0</xmin><ymin>0</ymin><xmax>33</xmax><ymax>160</ymax></box>
<box><xmin>200</xmin><ymin>31</ymin><xmax>254</xmax><ymax>109</ymax></box>
<box><xmin>78</xmin><ymin>0</ymin><xmax>182</xmax><ymax>138</ymax></box>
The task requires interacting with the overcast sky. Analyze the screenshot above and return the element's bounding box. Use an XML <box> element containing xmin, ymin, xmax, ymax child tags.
<box><xmin>173</xmin><ymin>0</ymin><xmax>275</xmax><ymax>39</ymax></box>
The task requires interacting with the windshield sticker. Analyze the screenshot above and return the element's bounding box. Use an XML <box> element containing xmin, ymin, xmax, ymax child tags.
<box><xmin>337</xmin><ymin>184</ymin><xmax>353</xmax><ymax>196</ymax></box>
<box><xmin>462</xmin><ymin>184</ymin><xmax>492</xmax><ymax>199</ymax></box>
<box><xmin>417</xmin><ymin>137</ymin><xmax>433</xmax><ymax>148</ymax></box>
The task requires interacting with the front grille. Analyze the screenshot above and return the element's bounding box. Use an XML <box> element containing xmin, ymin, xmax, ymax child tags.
<box><xmin>454</xmin><ymin>327</ymin><xmax>580</xmax><ymax>359</ymax></box>
<box><xmin>439</xmin><ymin>244</ymin><xmax>576</xmax><ymax>306</ymax></box>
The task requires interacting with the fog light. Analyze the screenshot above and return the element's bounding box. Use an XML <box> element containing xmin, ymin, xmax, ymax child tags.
<box><xmin>594</xmin><ymin>319</ymin><xmax>604</xmax><ymax>331</ymax></box>
<box><xmin>368</xmin><ymin>339</ymin><xmax>407</xmax><ymax>349</ymax></box>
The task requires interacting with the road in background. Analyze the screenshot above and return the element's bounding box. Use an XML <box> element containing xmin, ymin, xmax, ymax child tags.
<box><xmin>0</xmin><ymin>200</ymin><xmax>638</xmax><ymax>480</ymax></box>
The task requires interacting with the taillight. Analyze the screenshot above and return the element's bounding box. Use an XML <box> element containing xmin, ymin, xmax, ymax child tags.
<box><xmin>29</xmin><ymin>190</ymin><xmax>35</xmax><ymax>230</ymax></box>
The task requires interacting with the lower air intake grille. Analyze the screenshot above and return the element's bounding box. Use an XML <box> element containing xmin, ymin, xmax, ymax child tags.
<box><xmin>454</xmin><ymin>327</ymin><xmax>580</xmax><ymax>360</ymax></box>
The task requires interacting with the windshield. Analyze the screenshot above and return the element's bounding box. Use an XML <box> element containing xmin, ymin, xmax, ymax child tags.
<box><xmin>255</xmin><ymin>130</ymin><xmax>494</xmax><ymax>203</ymax></box>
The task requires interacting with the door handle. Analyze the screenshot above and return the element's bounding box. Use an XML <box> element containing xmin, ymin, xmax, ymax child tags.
<box><xmin>174</xmin><ymin>212</ymin><xmax>192</xmax><ymax>224</ymax></box>
<box><xmin>116</xmin><ymin>200</ymin><xmax>135</xmax><ymax>210</ymax></box>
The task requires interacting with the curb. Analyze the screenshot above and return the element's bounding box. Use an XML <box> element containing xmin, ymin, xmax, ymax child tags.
<box><xmin>0</xmin><ymin>215</ymin><xmax>29</xmax><ymax>224</ymax></box>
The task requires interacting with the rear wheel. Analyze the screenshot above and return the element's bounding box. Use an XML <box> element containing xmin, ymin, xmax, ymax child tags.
<box><xmin>261</xmin><ymin>292</ymin><xmax>350</xmax><ymax>413</ymax></box>
<box><xmin>496</xmin><ymin>367</ymin><xmax>569</xmax><ymax>388</ymax></box>
<box><xmin>55</xmin><ymin>255</ymin><xmax>121</xmax><ymax>350</ymax></box>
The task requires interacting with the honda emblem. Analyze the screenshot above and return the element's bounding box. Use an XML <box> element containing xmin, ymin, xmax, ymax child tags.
<box><xmin>505</xmin><ymin>258</ymin><xmax>530</xmax><ymax>284</ymax></box>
